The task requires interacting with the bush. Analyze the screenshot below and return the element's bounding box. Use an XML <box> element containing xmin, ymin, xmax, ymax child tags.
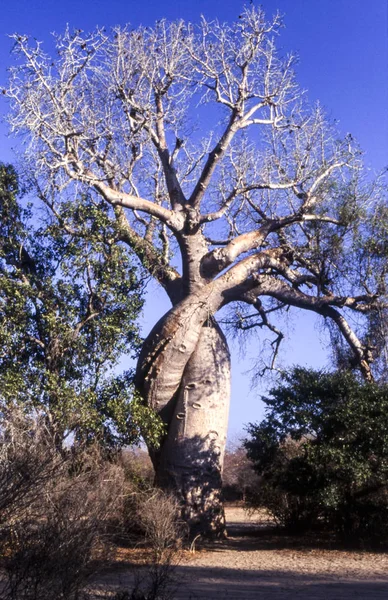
<box><xmin>0</xmin><ymin>410</ymin><xmax>62</xmax><ymax>526</ymax></box>
<box><xmin>245</xmin><ymin>436</ymin><xmax>322</xmax><ymax>529</ymax></box>
<box><xmin>109</xmin><ymin>488</ymin><xmax>185</xmax><ymax>600</ymax></box>
<box><xmin>0</xmin><ymin>408</ymin><xmax>185</xmax><ymax>600</ymax></box>
<box><xmin>244</xmin><ymin>368</ymin><xmax>388</xmax><ymax>542</ymax></box>
<box><xmin>135</xmin><ymin>490</ymin><xmax>185</xmax><ymax>599</ymax></box>
<box><xmin>120</xmin><ymin>447</ymin><xmax>155</xmax><ymax>488</ymax></box>
<box><xmin>0</xmin><ymin>409</ymin><xmax>125</xmax><ymax>600</ymax></box>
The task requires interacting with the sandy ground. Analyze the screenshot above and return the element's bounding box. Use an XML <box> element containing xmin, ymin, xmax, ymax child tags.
<box><xmin>92</xmin><ymin>507</ymin><xmax>388</xmax><ymax>599</ymax></box>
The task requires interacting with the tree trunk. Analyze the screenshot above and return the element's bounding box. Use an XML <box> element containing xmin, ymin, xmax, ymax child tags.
<box><xmin>137</xmin><ymin>310</ymin><xmax>231</xmax><ymax>538</ymax></box>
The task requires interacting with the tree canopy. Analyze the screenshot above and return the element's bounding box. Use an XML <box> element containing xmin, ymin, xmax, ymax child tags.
<box><xmin>6</xmin><ymin>8</ymin><xmax>387</xmax><ymax>378</ymax></box>
<box><xmin>0</xmin><ymin>163</ymin><xmax>163</xmax><ymax>449</ymax></box>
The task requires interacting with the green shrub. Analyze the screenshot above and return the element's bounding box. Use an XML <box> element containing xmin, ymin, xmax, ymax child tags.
<box><xmin>245</xmin><ymin>368</ymin><xmax>388</xmax><ymax>542</ymax></box>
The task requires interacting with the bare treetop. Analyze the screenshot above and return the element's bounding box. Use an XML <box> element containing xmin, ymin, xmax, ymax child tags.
<box><xmin>7</xmin><ymin>7</ymin><xmax>387</xmax><ymax>379</ymax></box>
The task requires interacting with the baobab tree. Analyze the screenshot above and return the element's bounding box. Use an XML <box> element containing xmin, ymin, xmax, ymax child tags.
<box><xmin>7</xmin><ymin>8</ymin><xmax>387</xmax><ymax>536</ymax></box>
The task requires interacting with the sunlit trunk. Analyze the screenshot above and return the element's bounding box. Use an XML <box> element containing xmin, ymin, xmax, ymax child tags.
<box><xmin>136</xmin><ymin>300</ymin><xmax>230</xmax><ymax>537</ymax></box>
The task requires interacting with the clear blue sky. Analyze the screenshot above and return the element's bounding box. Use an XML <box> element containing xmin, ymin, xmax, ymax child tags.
<box><xmin>1</xmin><ymin>0</ymin><xmax>387</xmax><ymax>438</ymax></box>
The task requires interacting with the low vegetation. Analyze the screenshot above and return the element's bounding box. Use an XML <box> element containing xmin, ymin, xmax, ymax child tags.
<box><xmin>245</xmin><ymin>368</ymin><xmax>388</xmax><ymax>544</ymax></box>
<box><xmin>0</xmin><ymin>408</ymin><xmax>184</xmax><ymax>600</ymax></box>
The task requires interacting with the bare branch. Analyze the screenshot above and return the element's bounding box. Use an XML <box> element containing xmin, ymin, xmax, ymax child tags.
<box><xmin>236</xmin><ymin>276</ymin><xmax>374</xmax><ymax>380</ymax></box>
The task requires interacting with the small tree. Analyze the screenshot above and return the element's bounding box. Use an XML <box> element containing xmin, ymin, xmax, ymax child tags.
<box><xmin>245</xmin><ymin>368</ymin><xmax>388</xmax><ymax>540</ymax></box>
<box><xmin>6</xmin><ymin>8</ymin><xmax>387</xmax><ymax>534</ymax></box>
<box><xmin>0</xmin><ymin>163</ymin><xmax>163</xmax><ymax>449</ymax></box>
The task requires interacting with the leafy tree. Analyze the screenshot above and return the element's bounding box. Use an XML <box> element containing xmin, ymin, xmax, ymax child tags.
<box><xmin>5</xmin><ymin>8</ymin><xmax>387</xmax><ymax>535</ymax></box>
<box><xmin>0</xmin><ymin>163</ymin><xmax>163</xmax><ymax>449</ymax></box>
<box><xmin>245</xmin><ymin>368</ymin><xmax>388</xmax><ymax>540</ymax></box>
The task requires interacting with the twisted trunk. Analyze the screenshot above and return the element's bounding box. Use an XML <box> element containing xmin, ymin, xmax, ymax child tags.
<box><xmin>136</xmin><ymin>292</ymin><xmax>231</xmax><ymax>537</ymax></box>
<box><xmin>153</xmin><ymin>321</ymin><xmax>230</xmax><ymax>536</ymax></box>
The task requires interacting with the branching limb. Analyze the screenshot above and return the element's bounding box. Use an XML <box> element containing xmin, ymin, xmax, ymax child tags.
<box><xmin>234</xmin><ymin>276</ymin><xmax>374</xmax><ymax>380</ymax></box>
<box><xmin>89</xmin><ymin>180</ymin><xmax>184</xmax><ymax>230</ymax></box>
<box><xmin>202</xmin><ymin>212</ymin><xmax>344</xmax><ymax>278</ymax></box>
<box><xmin>113</xmin><ymin>206</ymin><xmax>182</xmax><ymax>304</ymax></box>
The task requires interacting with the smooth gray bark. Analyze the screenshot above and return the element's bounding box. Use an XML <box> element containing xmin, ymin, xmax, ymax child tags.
<box><xmin>137</xmin><ymin>313</ymin><xmax>230</xmax><ymax>537</ymax></box>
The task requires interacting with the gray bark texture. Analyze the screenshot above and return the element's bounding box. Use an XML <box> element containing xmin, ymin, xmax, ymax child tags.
<box><xmin>136</xmin><ymin>300</ymin><xmax>231</xmax><ymax>537</ymax></box>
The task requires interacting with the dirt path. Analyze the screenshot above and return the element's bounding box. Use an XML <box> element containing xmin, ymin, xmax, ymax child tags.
<box><xmin>93</xmin><ymin>507</ymin><xmax>388</xmax><ymax>599</ymax></box>
<box><xmin>176</xmin><ymin>507</ymin><xmax>388</xmax><ymax>599</ymax></box>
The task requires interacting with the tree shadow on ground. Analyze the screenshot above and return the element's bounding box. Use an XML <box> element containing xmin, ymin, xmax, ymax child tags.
<box><xmin>220</xmin><ymin>521</ymin><xmax>388</xmax><ymax>554</ymax></box>
<box><xmin>92</xmin><ymin>563</ymin><xmax>388</xmax><ymax>600</ymax></box>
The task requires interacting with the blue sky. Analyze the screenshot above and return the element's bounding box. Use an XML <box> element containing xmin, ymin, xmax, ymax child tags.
<box><xmin>0</xmin><ymin>0</ymin><xmax>387</xmax><ymax>438</ymax></box>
